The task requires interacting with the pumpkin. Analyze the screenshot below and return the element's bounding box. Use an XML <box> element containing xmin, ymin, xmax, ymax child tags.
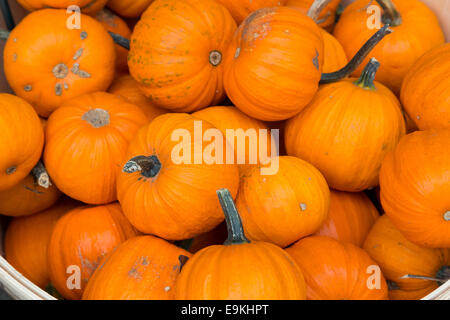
<box><xmin>0</xmin><ymin>93</ymin><xmax>44</xmax><ymax>192</ymax></box>
<box><xmin>363</xmin><ymin>215</ymin><xmax>449</xmax><ymax>300</ymax></box>
<box><xmin>315</xmin><ymin>190</ymin><xmax>379</xmax><ymax>247</ymax></box>
<box><xmin>320</xmin><ymin>29</ymin><xmax>348</xmax><ymax>74</ymax></box>
<box><xmin>215</xmin><ymin>0</ymin><xmax>287</xmax><ymax>25</ymax></box>
<box><xmin>108</xmin><ymin>74</ymin><xmax>167</xmax><ymax>122</ymax></box>
<box><xmin>401</xmin><ymin>43</ymin><xmax>450</xmax><ymax>130</ymax></box>
<box><xmin>379</xmin><ymin>129</ymin><xmax>450</xmax><ymax>248</ymax></box>
<box><xmin>128</xmin><ymin>0</ymin><xmax>237</xmax><ymax>112</ymax></box>
<box><xmin>4</xmin><ymin>198</ymin><xmax>80</xmax><ymax>289</ymax></box>
<box><xmin>96</xmin><ymin>8</ymin><xmax>132</xmax><ymax>73</ymax></box>
<box><xmin>117</xmin><ymin>113</ymin><xmax>240</xmax><ymax>240</ymax></box>
<box><xmin>285</xmin><ymin>58</ymin><xmax>406</xmax><ymax>192</ymax></box>
<box><xmin>236</xmin><ymin>156</ymin><xmax>330</xmax><ymax>248</ymax></box>
<box><xmin>286</xmin><ymin>0</ymin><xmax>341</xmax><ymax>31</ymax></box>
<box><xmin>286</xmin><ymin>236</ymin><xmax>389</xmax><ymax>300</ymax></box>
<box><xmin>187</xmin><ymin>222</ymin><xmax>228</xmax><ymax>254</ymax></box>
<box><xmin>17</xmin><ymin>0</ymin><xmax>108</xmax><ymax>14</ymax></box>
<box><xmin>43</xmin><ymin>92</ymin><xmax>148</xmax><ymax>205</ymax></box>
<box><xmin>333</xmin><ymin>0</ymin><xmax>445</xmax><ymax>94</ymax></box>
<box><xmin>107</xmin><ymin>0</ymin><xmax>154</xmax><ymax>18</ymax></box>
<box><xmin>82</xmin><ymin>236</ymin><xmax>191</xmax><ymax>300</ymax></box>
<box><xmin>47</xmin><ymin>203</ymin><xmax>139</xmax><ymax>300</ymax></box>
<box><xmin>3</xmin><ymin>9</ymin><xmax>116</xmax><ymax>117</ymax></box>
<box><xmin>174</xmin><ymin>189</ymin><xmax>307</xmax><ymax>300</ymax></box>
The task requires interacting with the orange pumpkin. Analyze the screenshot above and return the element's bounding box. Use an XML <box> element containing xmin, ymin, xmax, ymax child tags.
<box><xmin>107</xmin><ymin>0</ymin><xmax>154</xmax><ymax>18</ymax></box>
<box><xmin>285</xmin><ymin>59</ymin><xmax>406</xmax><ymax>192</ymax></box>
<box><xmin>215</xmin><ymin>0</ymin><xmax>287</xmax><ymax>25</ymax></box>
<box><xmin>236</xmin><ymin>156</ymin><xmax>330</xmax><ymax>248</ymax></box>
<box><xmin>333</xmin><ymin>0</ymin><xmax>445</xmax><ymax>94</ymax></box>
<box><xmin>286</xmin><ymin>236</ymin><xmax>389</xmax><ymax>300</ymax></box>
<box><xmin>364</xmin><ymin>215</ymin><xmax>449</xmax><ymax>300</ymax></box>
<box><xmin>82</xmin><ymin>236</ymin><xmax>191</xmax><ymax>300</ymax></box>
<box><xmin>320</xmin><ymin>29</ymin><xmax>348</xmax><ymax>74</ymax></box>
<box><xmin>4</xmin><ymin>198</ymin><xmax>80</xmax><ymax>289</ymax></box>
<box><xmin>4</xmin><ymin>9</ymin><xmax>116</xmax><ymax>117</ymax></box>
<box><xmin>17</xmin><ymin>0</ymin><xmax>108</xmax><ymax>14</ymax></box>
<box><xmin>0</xmin><ymin>94</ymin><xmax>44</xmax><ymax>192</ymax></box>
<box><xmin>401</xmin><ymin>43</ymin><xmax>450</xmax><ymax>130</ymax></box>
<box><xmin>47</xmin><ymin>203</ymin><xmax>139</xmax><ymax>300</ymax></box>
<box><xmin>108</xmin><ymin>74</ymin><xmax>167</xmax><ymax>122</ymax></box>
<box><xmin>379</xmin><ymin>129</ymin><xmax>450</xmax><ymax>248</ymax></box>
<box><xmin>44</xmin><ymin>92</ymin><xmax>148</xmax><ymax>205</ymax></box>
<box><xmin>128</xmin><ymin>0</ymin><xmax>237</xmax><ymax>112</ymax></box>
<box><xmin>287</xmin><ymin>0</ymin><xmax>341</xmax><ymax>31</ymax></box>
<box><xmin>315</xmin><ymin>190</ymin><xmax>379</xmax><ymax>247</ymax></box>
<box><xmin>174</xmin><ymin>189</ymin><xmax>307</xmax><ymax>300</ymax></box>
<box><xmin>117</xmin><ymin>113</ymin><xmax>240</xmax><ymax>240</ymax></box>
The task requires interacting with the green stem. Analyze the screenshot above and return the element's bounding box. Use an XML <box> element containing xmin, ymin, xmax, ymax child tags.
<box><xmin>376</xmin><ymin>0</ymin><xmax>402</xmax><ymax>27</ymax></box>
<box><xmin>31</xmin><ymin>160</ymin><xmax>51</xmax><ymax>189</ymax></box>
<box><xmin>354</xmin><ymin>58</ymin><xmax>380</xmax><ymax>90</ymax></box>
<box><xmin>0</xmin><ymin>29</ymin><xmax>10</xmax><ymax>40</ymax></box>
<box><xmin>108</xmin><ymin>31</ymin><xmax>130</xmax><ymax>50</ymax></box>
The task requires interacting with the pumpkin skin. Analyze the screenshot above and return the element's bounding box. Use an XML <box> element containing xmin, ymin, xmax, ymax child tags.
<box><xmin>4</xmin><ymin>198</ymin><xmax>80</xmax><ymax>289</ymax></box>
<box><xmin>108</xmin><ymin>74</ymin><xmax>167</xmax><ymax>122</ymax></box>
<box><xmin>128</xmin><ymin>0</ymin><xmax>237</xmax><ymax>112</ymax></box>
<box><xmin>44</xmin><ymin>92</ymin><xmax>148</xmax><ymax>205</ymax></box>
<box><xmin>333</xmin><ymin>0</ymin><xmax>445</xmax><ymax>94</ymax></box>
<box><xmin>223</xmin><ymin>7</ymin><xmax>324</xmax><ymax>121</ymax></box>
<box><xmin>82</xmin><ymin>236</ymin><xmax>191</xmax><ymax>300</ymax></box>
<box><xmin>107</xmin><ymin>0</ymin><xmax>154</xmax><ymax>18</ymax></box>
<box><xmin>236</xmin><ymin>156</ymin><xmax>330</xmax><ymax>248</ymax></box>
<box><xmin>320</xmin><ymin>29</ymin><xmax>348</xmax><ymax>74</ymax></box>
<box><xmin>17</xmin><ymin>0</ymin><xmax>108</xmax><ymax>14</ymax></box>
<box><xmin>363</xmin><ymin>215</ymin><xmax>449</xmax><ymax>300</ymax></box>
<box><xmin>285</xmin><ymin>61</ymin><xmax>406</xmax><ymax>192</ymax></box>
<box><xmin>315</xmin><ymin>190</ymin><xmax>379</xmax><ymax>247</ymax></box>
<box><xmin>117</xmin><ymin>113</ymin><xmax>240</xmax><ymax>240</ymax></box>
<box><xmin>286</xmin><ymin>236</ymin><xmax>389</xmax><ymax>300</ymax></box>
<box><xmin>48</xmin><ymin>203</ymin><xmax>139</xmax><ymax>300</ymax></box>
<box><xmin>287</xmin><ymin>0</ymin><xmax>341</xmax><ymax>31</ymax></box>
<box><xmin>4</xmin><ymin>9</ymin><xmax>116</xmax><ymax>117</ymax></box>
<box><xmin>215</xmin><ymin>0</ymin><xmax>287</xmax><ymax>25</ymax></box>
<box><xmin>379</xmin><ymin>129</ymin><xmax>450</xmax><ymax>248</ymax></box>
<box><xmin>0</xmin><ymin>94</ymin><xmax>44</xmax><ymax>192</ymax></box>
<box><xmin>401</xmin><ymin>43</ymin><xmax>450</xmax><ymax>130</ymax></box>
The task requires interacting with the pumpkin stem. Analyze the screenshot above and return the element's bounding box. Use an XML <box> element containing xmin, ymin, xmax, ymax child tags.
<box><xmin>320</xmin><ymin>24</ymin><xmax>393</xmax><ymax>84</ymax></box>
<box><xmin>354</xmin><ymin>58</ymin><xmax>380</xmax><ymax>90</ymax></box>
<box><xmin>31</xmin><ymin>161</ymin><xmax>51</xmax><ymax>189</ymax></box>
<box><xmin>444</xmin><ymin>211</ymin><xmax>450</xmax><ymax>221</ymax></box>
<box><xmin>108</xmin><ymin>31</ymin><xmax>130</xmax><ymax>50</ymax></box>
<box><xmin>123</xmin><ymin>155</ymin><xmax>162</xmax><ymax>178</ymax></box>
<box><xmin>376</xmin><ymin>0</ymin><xmax>402</xmax><ymax>27</ymax></box>
<box><xmin>0</xmin><ymin>28</ymin><xmax>10</xmax><ymax>40</ymax></box>
<box><xmin>400</xmin><ymin>267</ymin><xmax>450</xmax><ymax>284</ymax></box>
<box><xmin>436</xmin><ymin>266</ymin><xmax>450</xmax><ymax>282</ymax></box>
<box><xmin>217</xmin><ymin>188</ymin><xmax>250</xmax><ymax>245</ymax></box>
<box><xmin>307</xmin><ymin>0</ymin><xmax>333</xmax><ymax>22</ymax></box>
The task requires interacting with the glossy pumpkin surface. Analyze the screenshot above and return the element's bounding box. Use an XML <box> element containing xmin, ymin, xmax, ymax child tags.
<box><xmin>216</xmin><ymin>0</ymin><xmax>287</xmax><ymax>24</ymax></box>
<box><xmin>320</xmin><ymin>29</ymin><xmax>348</xmax><ymax>73</ymax></box>
<box><xmin>107</xmin><ymin>0</ymin><xmax>154</xmax><ymax>18</ymax></box>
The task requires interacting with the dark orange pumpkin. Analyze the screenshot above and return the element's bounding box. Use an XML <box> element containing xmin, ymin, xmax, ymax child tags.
<box><xmin>107</xmin><ymin>0</ymin><xmax>154</xmax><ymax>18</ymax></box>
<box><xmin>215</xmin><ymin>0</ymin><xmax>287</xmax><ymax>24</ymax></box>
<box><xmin>17</xmin><ymin>0</ymin><xmax>108</xmax><ymax>15</ymax></box>
<box><xmin>320</xmin><ymin>29</ymin><xmax>348</xmax><ymax>74</ymax></box>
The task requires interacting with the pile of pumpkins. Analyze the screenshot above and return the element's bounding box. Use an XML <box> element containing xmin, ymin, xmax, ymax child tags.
<box><xmin>0</xmin><ymin>0</ymin><xmax>449</xmax><ymax>300</ymax></box>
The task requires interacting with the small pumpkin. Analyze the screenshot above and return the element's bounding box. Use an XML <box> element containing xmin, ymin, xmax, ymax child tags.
<box><xmin>17</xmin><ymin>0</ymin><xmax>108</xmax><ymax>15</ymax></box>
<box><xmin>285</xmin><ymin>59</ymin><xmax>406</xmax><ymax>192</ymax></box>
<box><xmin>315</xmin><ymin>190</ymin><xmax>379</xmax><ymax>247</ymax></box>
<box><xmin>107</xmin><ymin>0</ymin><xmax>154</xmax><ymax>18</ymax></box>
<box><xmin>4</xmin><ymin>198</ymin><xmax>80</xmax><ymax>289</ymax></box>
<box><xmin>48</xmin><ymin>203</ymin><xmax>139</xmax><ymax>300</ymax></box>
<box><xmin>320</xmin><ymin>29</ymin><xmax>348</xmax><ymax>74</ymax></box>
<box><xmin>117</xmin><ymin>113</ymin><xmax>240</xmax><ymax>240</ymax></box>
<box><xmin>3</xmin><ymin>9</ymin><xmax>116</xmax><ymax>117</ymax></box>
<box><xmin>287</xmin><ymin>0</ymin><xmax>341</xmax><ymax>31</ymax></box>
<box><xmin>401</xmin><ymin>43</ymin><xmax>450</xmax><ymax>130</ymax></box>
<box><xmin>82</xmin><ymin>236</ymin><xmax>191</xmax><ymax>300</ymax></box>
<box><xmin>236</xmin><ymin>156</ymin><xmax>330</xmax><ymax>248</ymax></box>
<box><xmin>286</xmin><ymin>236</ymin><xmax>389</xmax><ymax>300</ymax></box>
<box><xmin>379</xmin><ymin>129</ymin><xmax>450</xmax><ymax>248</ymax></box>
<box><xmin>0</xmin><ymin>93</ymin><xmax>44</xmax><ymax>192</ymax></box>
<box><xmin>174</xmin><ymin>189</ymin><xmax>307</xmax><ymax>300</ymax></box>
<box><xmin>44</xmin><ymin>92</ymin><xmax>148</xmax><ymax>205</ymax></box>
<box><xmin>215</xmin><ymin>0</ymin><xmax>287</xmax><ymax>25</ymax></box>
<box><xmin>363</xmin><ymin>215</ymin><xmax>449</xmax><ymax>300</ymax></box>
<box><xmin>128</xmin><ymin>0</ymin><xmax>237</xmax><ymax>112</ymax></box>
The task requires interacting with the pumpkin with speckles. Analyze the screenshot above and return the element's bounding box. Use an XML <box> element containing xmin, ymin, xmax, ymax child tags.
<box><xmin>107</xmin><ymin>0</ymin><xmax>154</xmax><ymax>18</ymax></box>
<box><xmin>128</xmin><ymin>0</ymin><xmax>237</xmax><ymax>112</ymax></box>
<box><xmin>215</xmin><ymin>0</ymin><xmax>287</xmax><ymax>25</ymax></box>
<box><xmin>3</xmin><ymin>9</ymin><xmax>116</xmax><ymax>117</ymax></box>
<box><xmin>17</xmin><ymin>0</ymin><xmax>108</xmax><ymax>15</ymax></box>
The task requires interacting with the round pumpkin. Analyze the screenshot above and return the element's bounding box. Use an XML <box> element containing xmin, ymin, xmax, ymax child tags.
<box><xmin>236</xmin><ymin>156</ymin><xmax>330</xmax><ymax>248</ymax></box>
<box><xmin>320</xmin><ymin>29</ymin><xmax>348</xmax><ymax>74</ymax></box>
<box><xmin>285</xmin><ymin>58</ymin><xmax>406</xmax><ymax>192</ymax></box>
<box><xmin>379</xmin><ymin>129</ymin><xmax>450</xmax><ymax>248</ymax></box>
<box><xmin>286</xmin><ymin>236</ymin><xmax>389</xmax><ymax>300</ymax></box>
<box><xmin>315</xmin><ymin>190</ymin><xmax>380</xmax><ymax>247</ymax></box>
<box><xmin>44</xmin><ymin>92</ymin><xmax>148</xmax><ymax>205</ymax></box>
<box><xmin>215</xmin><ymin>0</ymin><xmax>287</xmax><ymax>25</ymax></box>
<box><xmin>0</xmin><ymin>94</ymin><xmax>44</xmax><ymax>192</ymax></box>
<box><xmin>401</xmin><ymin>43</ymin><xmax>450</xmax><ymax>130</ymax></box>
<box><xmin>107</xmin><ymin>0</ymin><xmax>154</xmax><ymax>18</ymax></box>
<box><xmin>17</xmin><ymin>0</ymin><xmax>108</xmax><ymax>14</ymax></box>
<box><xmin>364</xmin><ymin>215</ymin><xmax>449</xmax><ymax>300</ymax></box>
<box><xmin>117</xmin><ymin>113</ymin><xmax>240</xmax><ymax>240</ymax></box>
<box><xmin>333</xmin><ymin>0</ymin><xmax>445</xmax><ymax>94</ymax></box>
<box><xmin>174</xmin><ymin>189</ymin><xmax>307</xmax><ymax>300</ymax></box>
<box><xmin>287</xmin><ymin>0</ymin><xmax>341</xmax><ymax>31</ymax></box>
<box><xmin>128</xmin><ymin>0</ymin><xmax>237</xmax><ymax>112</ymax></box>
<box><xmin>4</xmin><ymin>198</ymin><xmax>80</xmax><ymax>289</ymax></box>
<box><xmin>82</xmin><ymin>236</ymin><xmax>191</xmax><ymax>300</ymax></box>
<box><xmin>48</xmin><ymin>203</ymin><xmax>139</xmax><ymax>300</ymax></box>
<box><xmin>4</xmin><ymin>9</ymin><xmax>116</xmax><ymax>117</ymax></box>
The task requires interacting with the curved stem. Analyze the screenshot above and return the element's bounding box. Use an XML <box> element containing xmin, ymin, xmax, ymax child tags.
<box><xmin>122</xmin><ymin>155</ymin><xmax>162</xmax><ymax>178</ymax></box>
<box><xmin>320</xmin><ymin>24</ymin><xmax>393</xmax><ymax>84</ymax></box>
<box><xmin>31</xmin><ymin>161</ymin><xmax>51</xmax><ymax>189</ymax></box>
<box><xmin>0</xmin><ymin>28</ymin><xmax>10</xmax><ymax>40</ymax></box>
<box><xmin>307</xmin><ymin>0</ymin><xmax>333</xmax><ymax>22</ymax></box>
<box><xmin>354</xmin><ymin>58</ymin><xmax>380</xmax><ymax>90</ymax></box>
<box><xmin>401</xmin><ymin>266</ymin><xmax>450</xmax><ymax>284</ymax></box>
<box><xmin>217</xmin><ymin>189</ymin><xmax>250</xmax><ymax>245</ymax></box>
<box><xmin>376</xmin><ymin>0</ymin><xmax>402</xmax><ymax>27</ymax></box>
<box><xmin>108</xmin><ymin>31</ymin><xmax>130</xmax><ymax>50</ymax></box>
